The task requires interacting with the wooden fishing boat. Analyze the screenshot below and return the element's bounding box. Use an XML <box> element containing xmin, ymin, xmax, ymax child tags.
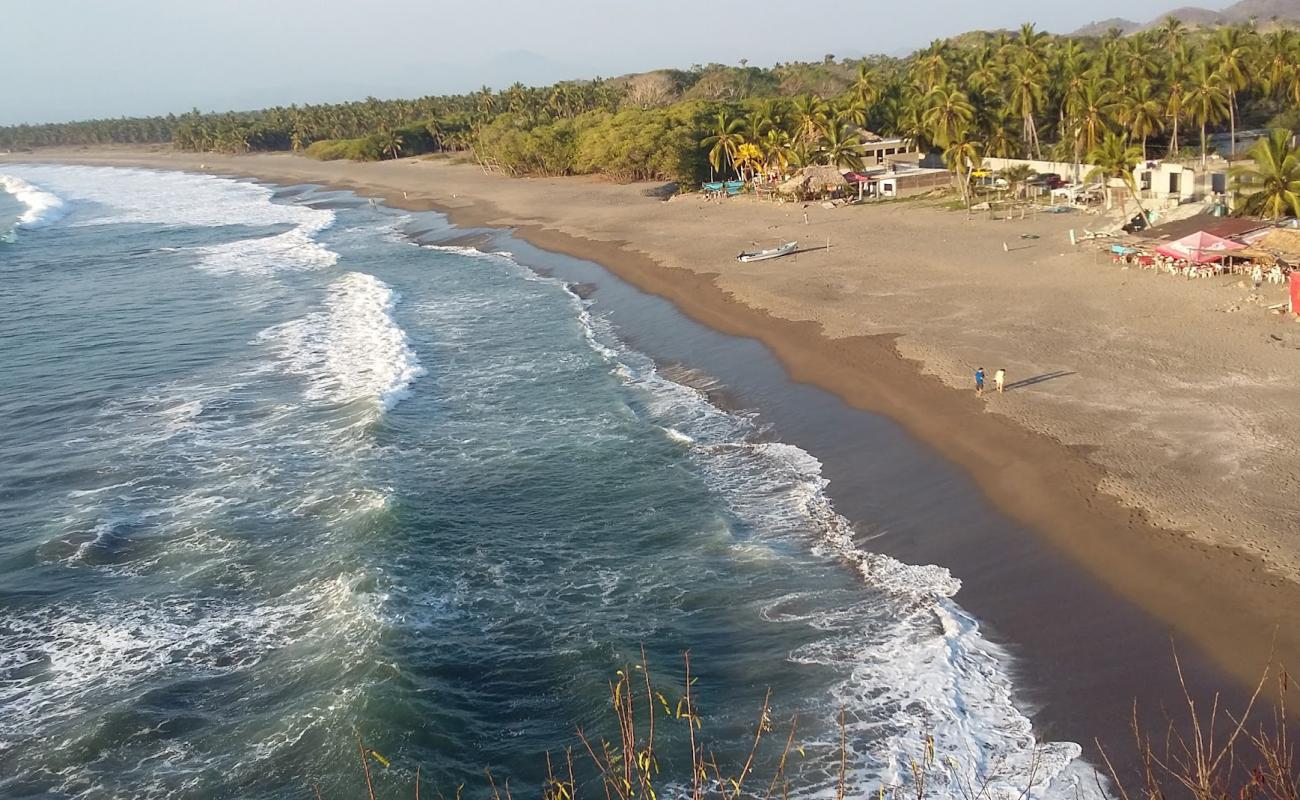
<box><xmin>736</xmin><ymin>241</ymin><xmax>798</xmax><ymax>263</ymax></box>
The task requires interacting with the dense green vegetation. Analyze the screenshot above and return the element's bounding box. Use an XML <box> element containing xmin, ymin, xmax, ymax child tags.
<box><xmin>4</xmin><ymin>19</ymin><xmax>1300</xmax><ymax>190</ymax></box>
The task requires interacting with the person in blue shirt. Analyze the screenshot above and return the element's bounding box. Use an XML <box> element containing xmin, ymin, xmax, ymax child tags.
<box><xmin>975</xmin><ymin>367</ymin><xmax>985</xmax><ymax>396</ymax></box>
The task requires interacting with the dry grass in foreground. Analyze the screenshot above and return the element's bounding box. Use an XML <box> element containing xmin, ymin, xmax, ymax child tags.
<box><xmin>331</xmin><ymin>649</ymin><xmax>1297</xmax><ymax>800</ymax></box>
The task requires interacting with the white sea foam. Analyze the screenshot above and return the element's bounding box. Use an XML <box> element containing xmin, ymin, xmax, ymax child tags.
<box><xmin>451</xmin><ymin>244</ymin><xmax>1108</xmax><ymax>800</ymax></box>
<box><xmin>0</xmin><ymin>571</ymin><xmax>385</xmax><ymax>757</ymax></box>
<box><xmin>0</xmin><ymin>164</ymin><xmax>336</xmax><ymax>274</ymax></box>
<box><xmin>260</xmin><ymin>271</ymin><xmax>425</xmax><ymax>411</ymax></box>
<box><xmin>0</xmin><ymin>174</ymin><xmax>66</xmax><ymax>228</ymax></box>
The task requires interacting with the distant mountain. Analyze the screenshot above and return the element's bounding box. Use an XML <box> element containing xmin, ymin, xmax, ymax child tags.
<box><xmin>1070</xmin><ymin>17</ymin><xmax>1142</xmax><ymax>36</ymax></box>
<box><xmin>1220</xmin><ymin>0</ymin><xmax>1300</xmax><ymax>21</ymax></box>
<box><xmin>1069</xmin><ymin>0</ymin><xmax>1300</xmax><ymax>35</ymax></box>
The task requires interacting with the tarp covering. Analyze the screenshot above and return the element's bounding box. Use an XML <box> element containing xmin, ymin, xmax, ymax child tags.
<box><xmin>1154</xmin><ymin>230</ymin><xmax>1246</xmax><ymax>263</ymax></box>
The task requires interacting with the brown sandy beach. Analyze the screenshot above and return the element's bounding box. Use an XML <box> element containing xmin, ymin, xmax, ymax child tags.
<box><xmin>9</xmin><ymin>146</ymin><xmax>1300</xmax><ymax>696</ymax></box>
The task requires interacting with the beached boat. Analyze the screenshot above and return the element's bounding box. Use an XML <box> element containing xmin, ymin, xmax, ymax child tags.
<box><xmin>703</xmin><ymin>180</ymin><xmax>747</xmax><ymax>197</ymax></box>
<box><xmin>736</xmin><ymin>241</ymin><xmax>798</xmax><ymax>263</ymax></box>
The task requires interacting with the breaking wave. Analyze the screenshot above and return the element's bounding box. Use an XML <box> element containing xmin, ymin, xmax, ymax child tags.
<box><xmin>259</xmin><ymin>271</ymin><xmax>425</xmax><ymax>412</ymax></box>
<box><xmin>0</xmin><ymin>174</ymin><xmax>66</xmax><ymax>229</ymax></box>
<box><xmin>0</xmin><ymin>165</ymin><xmax>336</xmax><ymax>274</ymax></box>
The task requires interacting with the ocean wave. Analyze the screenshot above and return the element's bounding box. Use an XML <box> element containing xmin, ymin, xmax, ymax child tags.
<box><xmin>0</xmin><ymin>173</ymin><xmax>67</xmax><ymax>229</ymax></box>
<box><xmin>0</xmin><ymin>165</ymin><xmax>336</xmax><ymax>274</ymax></box>
<box><xmin>259</xmin><ymin>271</ymin><xmax>425</xmax><ymax>412</ymax></box>
<box><xmin>459</xmin><ymin>244</ymin><xmax>1104</xmax><ymax>800</ymax></box>
<box><xmin>0</xmin><ymin>570</ymin><xmax>386</xmax><ymax>763</ymax></box>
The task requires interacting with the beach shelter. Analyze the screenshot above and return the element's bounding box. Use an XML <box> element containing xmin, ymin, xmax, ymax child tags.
<box><xmin>1154</xmin><ymin>230</ymin><xmax>1246</xmax><ymax>263</ymax></box>
<box><xmin>799</xmin><ymin>165</ymin><xmax>849</xmax><ymax>196</ymax></box>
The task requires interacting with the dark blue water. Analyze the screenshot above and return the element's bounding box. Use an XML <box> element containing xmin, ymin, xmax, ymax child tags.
<box><xmin>0</xmin><ymin>165</ymin><xmax>1098</xmax><ymax>799</ymax></box>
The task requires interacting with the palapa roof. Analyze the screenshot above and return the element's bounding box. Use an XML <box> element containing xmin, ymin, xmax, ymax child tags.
<box><xmin>1252</xmin><ymin>228</ymin><xmax>1300</xmax><ymax>259</ymax></box>
<box><xmin>799</xmin><ymin>165</ymin><xmax>849</xmax><ymax>190</ymax></box>
<box><xmin>778</xmin><ymin>174</ymin><xmax>809</xmax><ymax>194</ymax></box>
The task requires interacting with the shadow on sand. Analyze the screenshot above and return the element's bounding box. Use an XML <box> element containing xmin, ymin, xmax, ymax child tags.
<box><xmin>1004</xmin><ymin>370</ymin><xmax>1076</xmax><ymax>391</ymax></box>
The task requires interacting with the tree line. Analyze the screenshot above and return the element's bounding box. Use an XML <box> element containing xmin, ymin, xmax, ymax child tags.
<box><xmin>3</xmin><ymin>20</ymin><xmax>1300</xmax><ymax>194</ymax></box>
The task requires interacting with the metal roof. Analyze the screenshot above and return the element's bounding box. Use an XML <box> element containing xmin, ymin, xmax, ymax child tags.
<box><xmin>1135</xmin><ymin>214</ymin><xmax>1271</xmax><ymax>241</ymax></box>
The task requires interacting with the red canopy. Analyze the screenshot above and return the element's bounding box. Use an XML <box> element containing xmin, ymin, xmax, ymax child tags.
<box><xmin>1154</xmin><ymin>231</ymin><xmax>1246</xmax><ymax>264</ymax></box>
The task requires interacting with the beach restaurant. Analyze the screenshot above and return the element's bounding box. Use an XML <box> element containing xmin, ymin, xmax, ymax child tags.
<box><xmin>1106</xmin><ymin>214</ymin><xmax>1296</xmax><ymax>292</ymax></box>
<box><xmin>1154</xmin><ymin>231</ymin><xmax>1245</xmax><ymax>264</ymax></box>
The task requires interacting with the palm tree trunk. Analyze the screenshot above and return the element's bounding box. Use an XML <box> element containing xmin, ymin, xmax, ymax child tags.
<box><xmin>1227</xmin><ymin>92</ymin><xmax>1237</xmax><ymax>159</ymax></box>
<box><xmin>1130</xmin><ymin>181</ymin><xmax>1149</xmax><ymax>224</ymax></box>
<box><xmin>1229</xmin><ymin>93</ymin><xmax>1237</xmax><ymax>158</ymax></box>
<box><xmin>1201</xmin><ymin>123</ymin><xmax>1207</xmax><ymax>168</ymax></box>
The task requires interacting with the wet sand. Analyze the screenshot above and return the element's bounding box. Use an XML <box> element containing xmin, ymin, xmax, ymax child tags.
<box><xmin>461</xmin><ymin>226</ymin><xmax>1254</xmax><ymax>781</ymax></box>
<box><xmin>8</xmin><ymin>146</ymin><xmax>1298</xmax><ymax>721</ymax></box>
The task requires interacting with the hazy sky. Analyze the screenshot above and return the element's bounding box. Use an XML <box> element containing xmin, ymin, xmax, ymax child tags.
<box><xmin>3</xmin><ymin>0</ymin><xmax>1231</xmax><ymax>126</ymax></box>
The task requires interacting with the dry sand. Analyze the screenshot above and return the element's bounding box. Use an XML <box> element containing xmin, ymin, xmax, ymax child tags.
<box><xmin>8</xmin><ymin>146</ymin><xmax>1300</xmax><ymax>692</ymax></box>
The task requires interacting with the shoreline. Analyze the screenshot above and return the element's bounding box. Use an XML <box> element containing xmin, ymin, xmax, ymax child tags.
<box><xmin>7</xmin><ymin>147</ymin><xmax>1300</xmax><ymax>702</ymax></box>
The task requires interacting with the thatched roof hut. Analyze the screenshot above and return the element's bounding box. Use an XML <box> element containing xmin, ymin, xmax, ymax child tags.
<box><xmin>775</xmin><ymin>166</ymin><xmax>851</xmax><ymax>198</ymax></box>
<box><xmin>1253</xmin><ymin>228</ymin><xmax>1300</xmax><ymax>261</ymax></box>
<box><xmin>778</xmin><ymin>174</ymin><xmax>808</xmax><ymax>195</ymax></box>
<box><xmin>801</xmin><ymin>165</ymin><xmax>849</xmax><ymax>194</ymax></box>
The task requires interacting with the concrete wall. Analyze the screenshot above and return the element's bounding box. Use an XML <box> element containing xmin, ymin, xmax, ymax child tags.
<box><xmin>980</xmin><ymin>156</ymin><xmax>1224</xmax><ymax>205</ymax></box>
<box><xmin>878</xmin><ymin>170</ymin><xmax>953</xmax><ymax>198</ymax></box>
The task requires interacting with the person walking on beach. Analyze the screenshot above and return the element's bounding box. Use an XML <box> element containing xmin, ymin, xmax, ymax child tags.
<box><xmin>975</xmin><ymin>367</ymin><xmax>985</xmax><ymax>396</ymax></box>
<box><xmin>994</xmin><ymin>368</ymin><xmax>1006</xmax><ymax>394</ymax></box>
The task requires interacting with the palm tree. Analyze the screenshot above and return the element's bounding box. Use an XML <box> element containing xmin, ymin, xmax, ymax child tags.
<box><xmin>1015</xmin><ymin>22</ymin><xmax>1051</xmax><ymax>67</ymax></box>
<box><xmin>1118</xmin><ymin>36</ymin><xmax>1156</xmax><ymax>87</ymax></box>
<box><xmin>1186</xmin><ymin>62</ymin><xmax>1229</xmax><ymax>166</ymax></box>
<box><xmin>1212</xmin><ymin>26</ymin><xmax>1253</xmax><ymax>158</ymax></box>
<box><xmin>761</xmin><ymin>128</ymin><xmax>795</xmax><ymax>177</ymax></box>
<box><xmin>1165</xmin><ymin>71</ymin><xmax>1188</xmax><ymax>158</ymax></box>
<box><xmin>1086</xmin><ymin>132</ymin><xmax>1147</xmax><ymax>221</ymax></box>
<box><xmin>375</xmin><ymin>128</ymin><xmax>403</xmax><ymax>160</ymax></box>
<box><xmin>834</xmin><ymin>95</ymin><xmax>869</xmax><ymax>128</ymax></box>
<box><xmin>1231</xmin><ymin>129</ymin><xmax>1300</xmax><ymax>219</ymax></box>
<box><xmin>792</xmin><ymin>94</ymin><xmax>830</xmax><ymax>144</ymax></box>
<box><xmin>968</xmin><ymin>42</ymin><xmax>1004</xmax><ymax>95</ymax></box>
<box><xmin>701</xmin><ymin>110</ymin><xmax>745</xmax><ymax>180</ymax></box>
<box><xmin>922</xmin><ymin>85</ymin><xmax>974</xmax><ymax>149</ymax></box>
<box><xmin>1007</xmin><ymin>56</ymin><xmax>1047</xmax><ymax>157</ymax></box>
<box><xmin>912</xmin><ymin>40</ymin><xmax>953</xmax><ymax>92</ymax></box>
<box><xmin>1070</xmin><ymin>77</ymin><xmax>1118</xmax><ymax>166</ymax></box>
<box><xmin>748</xmin><ymin>99</ymin><xmax>783</xmax><ymax>138</ymax></box>
<box><xmin>983</xmin><ymin>107</ymin><xmax>1022</xmax><ymax>159</ymax></box>
<box><xmin>850</xmin><ymin>63</ymin><xmax>882</xmax><ymax>111</ymax></box>
<box><xmin>1119</xmin><ymin>81</ymin><xmax>1164</xmax><ymax>160</ymax></box>
<box><xmin>425</xmin><ymin>118</ymin><xmax>444</xmax><ymax>152</ymax></box>
<box><xmin>733</xmin><ymin>142</ymin><xmax>764</xmax><ymax>181</ymax></box>
<box><xmin>944</xmin><ymin>135</ymin><xmax>983</xmax><ymax>209</ymax></box>
<box><xmin>1158</xmin><ymin>16</ymin><xmax>1186</xmax><ymax>52</ymax></box>
<box><xmin>1000</xmin><ymin>163</ymin><xmax>1037</xmax><ymax>199</ymax></box>
<box><xmin>818</xmin><ymin>124</ymin><xmax>864</xmax><ymax>169</ymax></box>
<box><xmin>1261</xmin><ymin>29</ymin><xmax>1298</xmax><ymax>101</ymax></box>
